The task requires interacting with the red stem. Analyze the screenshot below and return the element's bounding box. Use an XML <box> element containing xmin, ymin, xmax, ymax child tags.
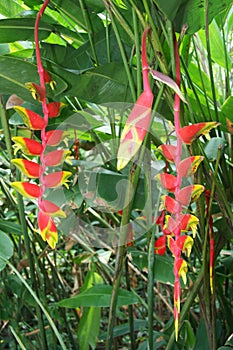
<box><xmin>34</xmin><ymin>0</ymin><xmax>51</xmax><ymax>204</ymax></box>
<box><xmin>141</xmin><ymin>27</ymin><xmax>151</xmax><ymax>93</ymax></box>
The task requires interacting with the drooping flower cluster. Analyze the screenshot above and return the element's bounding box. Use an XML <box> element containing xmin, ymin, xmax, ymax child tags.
<box><xmin>154</xmin><ymin>35</ymin><xmax>219</xmax><ymax>339</ymax></box>
<box><xmin>117</xmin><ymin>27</ymin><xmax>219</xmax><ymax>340</ymax></box>
<box><xmin>10</xmin><ymin>0</ymin><xmax>71</xmax><ymax>249</ymax></box>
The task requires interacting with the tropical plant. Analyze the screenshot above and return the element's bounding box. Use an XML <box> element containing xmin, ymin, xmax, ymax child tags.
<box><xmin>0</xmin><ymin>1</ymin><xmax>233</xmax><ymax>349</ymax></box>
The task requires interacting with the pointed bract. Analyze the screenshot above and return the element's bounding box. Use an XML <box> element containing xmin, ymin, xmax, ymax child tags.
<box><xmin>47</xmin><ymin>102</ymin><xmax>65</xmax><ymax>118</ymax></box>
<box><xmin>156</xmin><ymin>173</ymin><xmax>177</xmax><ymax>192</ymax></box>
<box><xmin>38</xmin><ymin>211</ymin><xmax>58</xmax><ymax>248</ymax></box>
<box><xmin>44</xmin><ymin>150</ymin><xmax>72</xmax><ymax>167</ymax></box>
<box><xmin>11</xmin><ymin>159</ymin><xmax>41</xmax><ymax>178</ymax></box>
<box><xmin>154</xmin><ymin>236</ymin><xmax>166</xmax><ymax>255</ymax></box>
<box><xmin>11</xmin><ymin>181</ymin><xmax>41</xmax><ymax>198</ymax></box>
<box><xmin>177</xmin><ymin>156</ymin><xmax>204</xmax><ymax>178</ymax></box>
<box><xmin>12</xmin><ymin>136</ymin><xmax>43</xmax><ymax>156</ymax></box>
<box><xmin>178</xmin><ymin>122</ymin><xmax>220</xmax><ymax>145</ymax></box>
<box><xmin>176</xmin><ymin>185</ymin><xmax>204</xmax><ymax>206</ymax></box>
<box><xmin>39</xmin><ymin>199</ymin><xmax>66</xmax><ymax>218</ymax></box>
<box><xmin>14</xmin><ymin>106</ymin><xmax>46</xmax><ymax>130</ymax></box>
<box><xmin>117</xmin><ymin>90</ymin><xmax>153</xmax><ymax>170</ymax></box>
<box><xmin>43</xmin><ymin>171</ymin><xmax>72</xmax><ymax>189</ymax></box>
<box><xmin>45</xmin><ymin>130</ymin><xmax>69</xmax><ymax>146</ymax></box>
<box><xmin>157</xmin><ymin>144</ymin><xmax>177</xmax><ymax>162</ymax></box>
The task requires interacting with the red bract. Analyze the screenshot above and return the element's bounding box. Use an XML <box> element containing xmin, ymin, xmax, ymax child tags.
<box><xmin>44</xmin><ymin>150</ymin><xmax>72</xmax><ymax>167</ymax></box>
<box><xmin>156</xmin><ymin>173</ymin><xmax>177</xmax><ymax>192</ymax></box>
<box><xmin>47</xmin><ymin>102</ymin><xmax>65</xmax><ymax>118</ymax></box>
<box><xmin>43</xmin><ymin>171</ymin><xmax>72</xmax><ymax>189</ymax></box>
<box><xmin>38</xmin><ymin>211</ymin><xmax>58</xmax><ymax>249</ymax></box>
<box><xmin>43</xmin><ymin>69</ymin><xmax>56</xmax><ymax>90</ymax></box>
<box><xmin>45</xmin><ymin>130</ymin><xmax>69</xmax><ymax>146</ymax></box>
<box><xmin>12</xmin><ymin>136</ymin><xmax>43</xmax><ymax>156</ymax></box>
<box><xmin>160</xmin><ymin>195</ymin><xmax>182</xmax><ymax>215</ymax></box>
<box><xmin>14</xmin><ymin>106</ymin><xmax>46</xmax><ymax>130</ymax></box>
<box><xmin>158</xmin><ymin>144</ymin><xmax>177</xmax><ymax>162</ymax></box>
<box><xmin>154</xmin><ymin>236</ymin><xmax>166</xmax><ymax>255</ymax></box>
<box><xmin>11</xmin><ymin>159</ymin><xmax>41</xmax><ymax>178</ymax></box>
<box><xmin>39</xmin><ymin>199</ymin><xmax>66</xmax><ymax>218</ymax></box>
<box><xmin>11</xmin><ymin>181</ymin><xmax>41</xmax><ymax>199</ymax></box>
<box><xmin>117</xmin><ymin>27</ymin><xmax>154</xmax><ymax>170</ymax></box>
<box><xmin>177</xmin><ymin>156</ymin><xmax>204</xmax><ymax>178</ymax></box>
<box><xmin>176</xmin><ymin>184</ymin><xmax>205</xmax><ymax>206</ymax></box>
<box><xmin>178</xmin><ymin>122</ymin><xmax>220</xmax><ymax>145</ymax></box>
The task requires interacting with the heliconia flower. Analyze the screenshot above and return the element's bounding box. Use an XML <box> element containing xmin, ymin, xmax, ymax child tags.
<box><xmin>117</xmin><ymin>27</ymin><xmax>153</xmax><ymax>171</ymax></box>
<box><xmin>12</xmin><ymin>136</ymin><xmax>43</xmax><ymax>156</ymax></box>
<box><xmin>117</xmin><ymin>90</ymin><xmax>154</xmax><ymax>170</ymax></box>
<box><xmin>164</xmin><ymin>214</ymin><xmax>199</xmax><ymax>237</ymax></box>
<box><xmin>175</xmin><ymin>258</ymin><xmax>188</xmax><ymax>285</ymax></box>
<box><xmin>176</xmin><ymin>235</ymin><xmax>194</xmax><ymax>257</ymax></box>
<box><xmin>43</xmin><ymin>171</ymin><xmax>72</xmax><ymax>189</ymax></box>
<box><xmin>176</xmin><ymin>184</ymin><xmax>205</xmax><ymax>206</ymax></box>
<box><xmin>178</xmin><ymin>122</ymin><xmax>220</xmax><ymax>145</ymax></box>
<box><xmin>11</xmin><ymin>159</ymin><xmax>41</xmax><ymax>178</ymax></box>
<box><xmin>25</xmin><ymin>82</ymin><xmax>46</xmax><ymax>102</ymax></box>
<box><xmin>47</xmin><ymin>102</ymin><xmax>65</xmax><ymax>118</ymax></box>
<box><xmin>157</xmin><ymin>144</ymin><xmax>177</xmax><ymax>162</ymax></box>
<box><xmin>39</xmin><ymin>199</ymin><xmax>66</xmax><ymax>218</ymax></box>
<box><xmin>11</xmin><ymin>181</ymin><xmax>41</xmax><ymax>199</ymax></box>
<box><xmin>160</xmin><ymin>195</ymin><xmax>182</xmax><ymax>215</ymax></box>
<box><xmin>45</xmin><ymin>130</ymin><xmax>69</xmax><ymax>146</ymax></box>
<box><xmin>177</xmin><ymin>156</ymin><xmax>204</xmax><ymax>178</ymax></box>
<box><xmin>156</xmin><ymin>173</ymin><xmax>177</xmax><ymax>192</ymax></box>
<box><xmin>14</xmin><ymin>106</ymin><xmax>46</xmax><ymax>130</ymax></box>
<box><xmin>38</xmin><ymin>211</ymin><xmax>58</xmax><ymax>249</ymax></box>
<box><xmin>154</xmin><ymin>235</ymin><xmax>166</xmax><ymax>255</ymax></box>
<box><xmin>44</xmin><ymin>150</ymin><xmax>72</xmax><ymax>167</ymax></box>
<box><xmin>43</xmin><ymin>70</ymin><xmax>56</xmax><ymax>90</ymax></box>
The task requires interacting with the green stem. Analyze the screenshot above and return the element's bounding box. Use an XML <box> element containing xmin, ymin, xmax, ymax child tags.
<box><xmin>79</xmin><ymin>0</ymin><xmax>99</xmax><ymax>65</ymax></box>
<box><xmin>105</xmin><ymin>4</ymin><xmax>136</xmax><ymax>102</ymax></box>
<box><xmin>205</xmin><ymin>0</ymin><xmax>220</xmax><ymax>127</ymax></box>
<box><xmin>106</xmin><ymin>162</ymin><xmax>141</xmax><ymax>349</ymax></box>
<box><xmin>125</xmin><ymin>258</ymin><xmax>136</xmax><ymax>350</ymax></box>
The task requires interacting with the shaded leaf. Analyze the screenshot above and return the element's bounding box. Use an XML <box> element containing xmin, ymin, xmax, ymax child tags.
<box><xmin>0</xmin><ymin>232</ymin><xmax>14</xmax><ymax>271</ymax></box>
<box><xmin>57</xmin><ymin>285</ymin><xmax>140</xmax><ymax>307</ymax></box>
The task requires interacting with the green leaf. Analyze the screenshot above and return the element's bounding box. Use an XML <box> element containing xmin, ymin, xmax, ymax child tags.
<box><xmin>50</xmin><ymin>0</ymin><xmax>104</xmax><ymax>33</ymax></box>
<box><xmin>198</xmin><ymin>20</ymin><xmax>231</xmax><ymax>68</ymax></box>
<box><xmin>204</xmin><ymin>137</ymin><xmax>227</xmax><ymax>161</ymax></box>
<box><xmin>56</xmin><ymin>284</ymin><xmax>140</xmax><ymax>307</ymax></box>
<box><xmin>0</xmin><ymin>56</ymin><xmax>67</xmax><ymax>101</ymax></box>
<box><xmin>60</xmin><ymin>62</ymin><xmax>134</xmax><ymax>103</ymax></box>
<box><xmin>187</xmin><ymin>62</ymin><xmax>219</xmax><ymax>100</ymax></box>
<box><xmin>0</xmin><ymin>0</ymin><xmax>26</xmax><ymax>17</ymax></box>
<box><xmin>78</xmin><ymin>307</ymin><xmax>101</xmax><ymax>350</ymax></box>
<box><xmin>154</xmin><ymin>0</ymin><xmax>233</xmax><ymax>34</ymax></box>
<box><xmin>0</xmin><ymin>232</ymin><xmax>14</xmax><ymax>271</ymax></box>
<box><xmin>0</xmin><ymin>18</ymin><xmax>52</xmax><ymax>43</ymax></box>
<box><xmin>0</xmin><ymin>220</ymin><xmax>22</xmax><ymax>236</ymax></box>
<box><xmin>131</xmin><ymin>251</ymin><xmax>175</xmax><ymax>285</ymax></box>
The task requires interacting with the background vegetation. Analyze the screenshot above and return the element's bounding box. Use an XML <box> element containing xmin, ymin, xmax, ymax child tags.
<box><xmin>0</xmin><ymin>0</ymin><xmax>233</xmax><ymax>349</ymax></box>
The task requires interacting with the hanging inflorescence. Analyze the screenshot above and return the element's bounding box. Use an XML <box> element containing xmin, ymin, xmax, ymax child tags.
<box><xmin>117</xmin><ymin>27</ymin><xmax>219</xmax><ymax>340</ymax></box>
<box><xmin>10</xmin><ymin>0</ymin><xmax>71</xmax><ymax>248</ymax></box>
